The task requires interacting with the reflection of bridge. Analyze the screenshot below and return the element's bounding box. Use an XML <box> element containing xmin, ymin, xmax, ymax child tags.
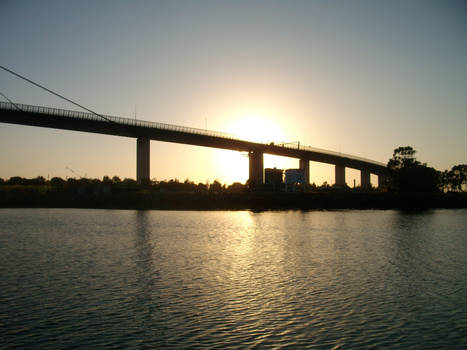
<box><xmin>0</xmin><ymin>102</ymin><xmax>388</xmax><ymax>187</ymax></box>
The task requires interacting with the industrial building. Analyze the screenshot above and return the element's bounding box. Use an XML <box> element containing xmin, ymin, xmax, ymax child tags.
<box><xmin>264</xmin><ymin>168</ymin><xmax>284</xmax><ymax>191</ymax></box>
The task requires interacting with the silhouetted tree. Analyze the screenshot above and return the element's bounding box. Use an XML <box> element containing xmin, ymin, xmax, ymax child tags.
<box><xmin>102</xmin><ymin>176</ymin><xmax>112</xmax><ymax>185</ymax></box>
<box><xmin>50</xmin><ymin>177</ymin><xmax>66</xmax><ymax>187</ymax></box>
<box><xmin>209</xmin><ymin>180</ymin><xmax>223</xmax><ymax>193</ymax></box>
<box><xmin>387</xmin><ymin>146</ymin><xmax>420</xmax><ymax>170</ymax></box>
<box><xmin>227</xmin><ymin>182</ymin><xmax>247</xmax><ymax>193</ymax></box>
<box><xmin>78</xmin><ymin>178</ymin><xmax>92</xmax><ymax>186</ymax></box>
<box><xmin>8</xmin><ymin>176</ymin><xmax>24</xmax><ymax>185</ymax></box>
<box><xmin>442</xmin><ymin>164</ymin><xmax>467</xmax><ymax>192</ymax></box>
<box><xmin>90</xmin><ymin>178</ymin><xmax>101</xmax><ymax>186</ymax></box>
<box><xmin>66</xmin><ymin>178</ymin><xmax>80</xmax><ymax>189</ymax></box>
<box><xmin>388</xmin><ymin>146</ymin><xmax>440</xmax><ymax>192</ymax></box>
<box><xmin>31</xmin><ymin>176</ymin><xmax>46</xmax><ymax>186</ymax></box>
<box><xmin>112</xmin><ymin>176</ymin><xmax>122</xmax><ymax>183</ymax></box>
<box><xmin>451</xmin><ymin>164</ymin><xmax>467</xmax><ymax>191</ymax></box>
<box><xmin>165</xmin><ymin>179</ymin><xmax>184</xmax><ymax>192</ymax></box>
<box><xmin>397</xmin><ymin>166</ymin><xmax>439</xmax><ymax>192</ymax></box>
<box><xmin>122</xmin><ymin>178</ymin><xmax>137</xmax><ymax>187</ymax></box>
<box><xmin>320</xmin><ymin>181</ymin><xmax>330</xmax><ymax>188</ymax></box>
<box><xmin>183</xmin><ymin>179</ymin><xmax>197</xmax><ymax>192</ymax></box>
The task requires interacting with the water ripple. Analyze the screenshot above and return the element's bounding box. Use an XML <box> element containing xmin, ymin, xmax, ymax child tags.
<box><xmin>0</xmin><ymin>209</ymin><xmax>466</xmax><ymax>349</ymax></box>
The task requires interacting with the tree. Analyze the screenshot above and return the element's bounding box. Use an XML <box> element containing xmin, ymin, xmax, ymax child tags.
<box><xmin>320</xmin><ymin>181</ymin><xmax>330</xmax><ymax>188</ymax></box>
<box><xmin>387</xmin><ymin>146</ymin><xmax>439</xmax><ymax>192</ymax></box>
<box><xmin>449</xmin><ymin>164</ymin><xmax>467</xmax><ymax>191</ymax></box>
<box><xmin>33</xmin><ymin>176</ymin><xmax>46</xmax><ymax>186</ymax></box>
<box><xmin>442</xmin><ymin>164</ymin><xmax>467</xmax><ymax>192</ymax></box>
<box><xmin>102</xmin><ymin>176</ymin><xmax>112</xmax><ymax>185</ymax></box>
<box><xmin>387</xmin><ymin>146</ymin><xmax>420</xmax><ymax>170</ymax></box>
<box><xmin>183</xmin><ymin>179</ymin><xmax>197</xmax><ymax>192</ymax></box>
<box><xmin>50</xmin><ymin>177</ymin><xmax>66</xmax><ymax>187</ymax></box>
<box><xmin>209</xmin><ymin>180</ymin><xmax>223</xmax><ymax>193</ymax></box>
<box><xmin>8</xmin><ymin>176</ymin><xmax>24</xmax><ymax>185</ymax></box>
<box><xmin>227</xmin><ymin>182</ymin><xmax>247</xmax><ymax>193</ymax></box>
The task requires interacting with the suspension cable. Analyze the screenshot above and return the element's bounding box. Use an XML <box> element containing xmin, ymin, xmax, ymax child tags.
<box><xmin>0</xmin><ymin>65</ymin><xmax>113</xmax><ymax>122</ymax></box>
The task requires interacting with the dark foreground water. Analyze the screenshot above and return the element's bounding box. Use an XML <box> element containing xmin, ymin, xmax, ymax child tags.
<box><xmin>0</xmin><ymin>209</ymin><xmax>466</xmax><ymax>349</ymax></box>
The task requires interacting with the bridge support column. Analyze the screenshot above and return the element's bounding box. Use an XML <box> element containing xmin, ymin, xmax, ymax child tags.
<box><xmin>248</xmin><ymin>151</ymin><xmax>263</xmax><ymax>189</ymax></box>
<box><xmin>335</xmin><ymin>164</ymin><xmax>346</xmax><ymax>187</ymax></box>
<box><xmin>299</xmin><ymin>159</ymin><xmax>310</xmax><ymax>184</ymax></box>
<box><xmin>137</xmin><ymin>137</ymin><xmax>150</xmax><ymax>185</ymax></box>
<box><xmin>360</xmin><ymin>170</ymin><xmax>371</xmax><ymax>189</ymax></box>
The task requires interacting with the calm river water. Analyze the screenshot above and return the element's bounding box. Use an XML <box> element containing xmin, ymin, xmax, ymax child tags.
<box><xmin>1</xmin><ymin>209</ymin><xmax>466</xmax><ymax>349</ymax></box>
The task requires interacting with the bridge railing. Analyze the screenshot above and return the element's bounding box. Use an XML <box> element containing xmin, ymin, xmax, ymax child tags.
<box><xmin>278</xmin><ymin>143</ymin><xmax>386</xmax><ymax>166</ymax></box>
<box><xmin>0</xmin><ymin>101</ymin><xmax>386</xmax><ymax>167</ymax></box>
<box><xmin>0</xmin><ymin>101</ymin><xmax>245</xmax><ymax>140</ymax></box>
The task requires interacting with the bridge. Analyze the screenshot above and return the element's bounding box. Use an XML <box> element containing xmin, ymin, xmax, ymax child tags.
<box><xmin>0</xmin><ymin>101</ymin><xmax>388</xmax><ymax>188</ymax></box>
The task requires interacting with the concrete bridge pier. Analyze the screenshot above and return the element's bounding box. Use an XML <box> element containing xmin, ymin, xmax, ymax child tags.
<box><xmin>137</xmin><ymin>137</ymin><xmax>150</xmax><ymax>185</ymax></box>
<box><xmin>249</xmin><ymin>150</ymin><xmax>263</xmax><ymax>189</ymax></box>
<box><xmin>299</xmin><ymin>159</ymin><xmax>310</xmax><ymax>184</ymax></box>
<box><xmin>360</xmin><ymin>170</ymin><xmax>371</xmax><ymax>189</ymax></box>
<box><xmin>335</xmin><ymin>164</ymin><xmax>346</xmax><ymax>187</ymax></box>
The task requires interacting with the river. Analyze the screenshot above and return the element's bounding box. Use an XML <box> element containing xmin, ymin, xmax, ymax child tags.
<box><xmin>1</xmin><ymin>209</ymin><xmax>466</xmax><ymax>349</ymax></box>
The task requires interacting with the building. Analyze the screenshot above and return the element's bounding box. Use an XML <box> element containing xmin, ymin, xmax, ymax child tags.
<box><xmin>285</xmin><ymin>168</ymin><xmax>306</xmax><ymax>192</ymax></box>
<box><xmin>265</xmin><ymin>168</ymin><xmax>283</xmax><ymax>191</ymax></box>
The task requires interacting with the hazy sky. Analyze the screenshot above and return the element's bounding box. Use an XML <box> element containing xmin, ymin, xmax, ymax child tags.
<box><xmin>1</xmin><ymin>0</ymin><xmax>466</xmax><ymax>185</ymax></box>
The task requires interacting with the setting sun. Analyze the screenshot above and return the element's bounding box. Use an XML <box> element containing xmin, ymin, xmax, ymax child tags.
<box><xmin>226</xmin><ymin>115</ymin><xmax>286</xmax><ymax>144</ymax></box>
<box><xmin>214</xmin><ymin>114</ymin><xmax>299</xmax><ymax>184</ymax></box>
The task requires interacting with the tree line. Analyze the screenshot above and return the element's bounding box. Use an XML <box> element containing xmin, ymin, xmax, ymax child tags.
<box><xmin>0</xmin><ymin>175</ymin><xmax>250</xmax><ymax>193</ymax></box>
<box><xmin>387</xmin><ymin>146</ymin><xmax>466</xmax><ymax>192</ymax></box>
<box><xmin>1</xmin><ymin>146</ymin><xmax>465</xmax><ymax>193</ymax></box>
<box><xmin>0</xmin><ymin>176</ymin><xmax>333</xmax><ymax>193</ymax></box>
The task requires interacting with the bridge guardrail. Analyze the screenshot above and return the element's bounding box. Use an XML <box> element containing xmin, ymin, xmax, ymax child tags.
<box><xmin>0</xmin><ymin>101</ymin><xmax>386</xmax><ymax>167</ymax></box>
<box><xmin>0</xmin><ymin>101</ymin><xmax>243</xmax><ymax>140</ymax></box>
<box><xmin>280</xmin><ymin>143</ymin><xmax>386</xmax><ymax>166</ymax></box>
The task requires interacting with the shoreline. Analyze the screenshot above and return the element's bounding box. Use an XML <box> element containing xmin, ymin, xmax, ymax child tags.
<box><xmin>1</xmin><ymin>190</ymin><xmax>466</xmax><ymax>211</ymax></box>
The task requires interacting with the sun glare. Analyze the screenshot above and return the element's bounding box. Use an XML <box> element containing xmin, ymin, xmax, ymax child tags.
<box><xmin>215</xmin><ymin>114</ymin><xmax>298</xmax><ymax>185</ymax></box>
<box><xmin>227</xmin><ymin>115</ymin><xmax>286</xmax><ymax>144</ymax></box>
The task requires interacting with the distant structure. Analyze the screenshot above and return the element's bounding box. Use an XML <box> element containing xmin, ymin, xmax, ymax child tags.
<box><xmin>0</xmin><ymin>102</ymin><xmax>389</xmax><ymax>188</ymax></box>
<box><xmin>265</xmin><ymin>167</ymin><xmax>284</xmax><ymax>191</ymax></box>
<box><xmin>285</xmin><ymin>168</ymin><xmax>306</xmax><ymax>192</ymax></box>
<box><xmin>0</xmin><ymin>65</ymin><xmax>389</xmax><ymax>189</ymax></box>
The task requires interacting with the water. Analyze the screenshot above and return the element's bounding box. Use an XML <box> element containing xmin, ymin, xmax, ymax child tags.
<box><xmin>1</xmin><ymin>209</ymin><xmax>466</xmax><ymax>349</ymax></box>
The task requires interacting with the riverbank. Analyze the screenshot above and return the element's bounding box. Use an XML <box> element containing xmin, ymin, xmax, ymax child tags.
<box><xmin>1</xmin><ymin>187</ymin><xmax>466</xmax><ymax>210</ymax></box>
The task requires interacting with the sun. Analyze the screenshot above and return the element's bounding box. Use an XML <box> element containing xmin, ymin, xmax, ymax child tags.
<box><xmin>226</xmin><ymin>115</ymin><xmax>285</xmax><ymax>144</ymax></box>
<box><xmin>215</xmin><ymin>115</ymin><xmax>297</xmax><ymax>185</ymax></box>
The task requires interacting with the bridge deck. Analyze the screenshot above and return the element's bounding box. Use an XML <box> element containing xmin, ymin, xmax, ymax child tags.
<box><xmin>0</xmin><ymin>102</ymin><xmax>387</xmax><ymax>174</ymax></box>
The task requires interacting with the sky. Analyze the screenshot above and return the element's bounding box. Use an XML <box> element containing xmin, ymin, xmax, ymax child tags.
<box><xmin>1</xmin><ymin>0</ymin><xmax>466</xmax><ymax>186</ymax></box>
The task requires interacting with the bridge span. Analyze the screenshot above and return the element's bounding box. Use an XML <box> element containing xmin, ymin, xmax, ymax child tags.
<box><xmin>0</xmin><ymin>102</ymin><xmax>388</xmax><ymax>187</ymax></box>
